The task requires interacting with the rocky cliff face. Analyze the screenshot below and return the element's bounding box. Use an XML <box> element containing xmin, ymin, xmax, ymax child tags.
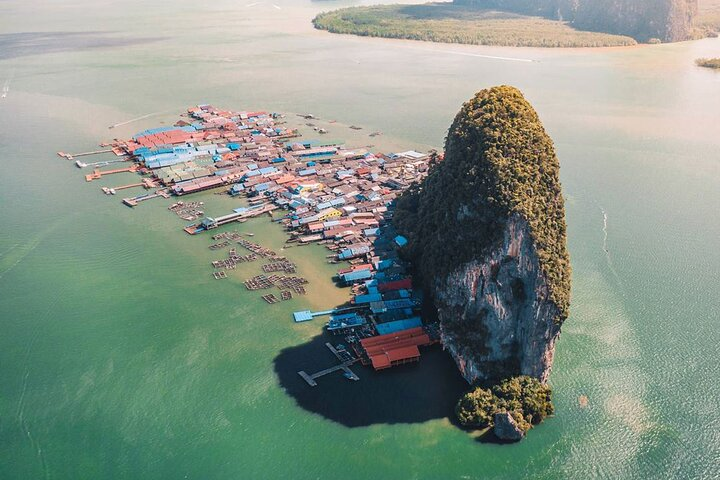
<box><xmin>455</xmin><ymin>0</ymin><xmax>699</xmax><ymax>42</ymax></box>
<box><xmin>394</xmin><ymin>86</ymin><xmax>570</xmax><ymax>386</ymax></box>
<box><xmin>436</xmin><ymin>214</ymin><xmax>561</xmax><ymax>384</ymax></box>
<box><xmin>570</xmin><ymin>0</ymin><xmax>698</xmax><ymax>42</ymax></box>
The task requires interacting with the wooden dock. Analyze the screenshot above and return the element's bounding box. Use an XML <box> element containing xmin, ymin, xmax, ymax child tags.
<box><xmin>122</xmin><ymin>189</ymin><xmax>170</xmax><ymax>207</ymax></box>
<box><xmin>85</xmin><ymin>165</ymin><xmax>139</xmax><ymax>182</ymax></box>
<box><xmin>58</xmin><ymin>149</ymin><xmax>113</xmax><ymax>160</ymax></box>
<box><xmin>75</xmin><ymin>158</ymin><xmax>129</xmax><ymax>169</ymax></box>
<box><xmin>297</xmin><ymin>343</ymin><xmax>359</xmax><ymax>387</ymax></box>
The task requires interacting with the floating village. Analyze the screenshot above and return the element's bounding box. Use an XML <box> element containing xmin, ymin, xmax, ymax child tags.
<box><xmin>59</xmin><ymin>105</ymin><xmax>441</xmax><ymax>387</ymax></box>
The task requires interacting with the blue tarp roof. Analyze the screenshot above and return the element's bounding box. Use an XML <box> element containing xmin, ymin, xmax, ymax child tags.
<box><xmin>327</xmin><ymin>313</ymin><xmax>366</xmax><ymax>331</ymax></box>
<box><xmin>341</xmin><ymin>270</ymin><xmax>373</xmax><ymax>282</ymax></box>
<box><xmin>375</xmin><ymin>317</ymin><xmax>422</xmax><ymax>335</ymax></box>
<box><xmin>377</xmin><ymin>309</ymin><xmax>415</xmax><ymax>323</ymax></box>
<box><xmin>370</xmin><ymin>299</ymin><xmax>416</xmax><ymax>313</ymax></box>
<box><xmin>338</xmin><ymin>245</ymin><xmax>371</xmax><ymax>260</ymax></box>
<box><xmin>293</xmin><ymin>311</ymin><xmax>313</xmax><ymax>322</ymax></box>
<box><xmin>382</xmin><ymin>289</ymin><xmax>410</xmax><ymax>300</ymax></box>
<box><xmin>375</xmin><ymin>259</ymin><xmax>393</xmax><ymax>270</ymax></box>
<box><xmin>354</xmin><ymin>293</ymin><xmax>383</xmax><ymax>304</ymax></box>
<box><xmin>296</xmin><ymin>150</ymin><xmax>335</xmax><ymax>158</ymax></box>
<box><xmin>284</xmin><ymin>139</ymin><xmax>343</xmax><ymax>149</ymax></box>
<box><xmin>132</xmin><ymin>125</ymin><xmax>195</xmax><ymax>140</ymax></box>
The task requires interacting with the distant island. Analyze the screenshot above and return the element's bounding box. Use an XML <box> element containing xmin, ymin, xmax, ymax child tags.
<box><xmin>696</xmin><ymin>57</ymin><xmax>720</xmax><ymax>68</ymax></box>
<box><xmin>394</xmin><ymin>86</ymin><xmax>571</xmax><ymax>440</ymax></box>
<box><xmin>313</xmin><ymin>3</ymin><xmax>636</xmax><ymax>48</ymax></box>
<box><xmin>314</xmin><ymin>0</ymin><xmax>720</xmax><ymax>48</ymax></box>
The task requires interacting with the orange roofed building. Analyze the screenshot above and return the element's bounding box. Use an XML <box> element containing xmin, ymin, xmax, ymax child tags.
<box><xmin>359</xmin><ymin>327</ymin><xmax>432</xmax><ymax>370</ymax></box>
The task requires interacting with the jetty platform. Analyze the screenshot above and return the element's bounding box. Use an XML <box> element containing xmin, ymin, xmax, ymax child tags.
<box><xmin>85</xmin><ymin>165</ymin><xmax>139</xmax><ymax>182</ymax></box>
<box><xmin>183</xmin><ymin>204</ymin><xmax>278</xmax><ymax>234</ymax></box>
<box><xmin>57</xmin><ymin>149</ymin><xmax>114</xmax><ymax>160</ymax></box>
<box><xmin>123</xmin><ymin>189</ymin><xmax>170</xmax><ymax>207</ymax></box>
<box><xmin>298</xmin><ymin>343</ymin><xmax>359</xmax><ymax>387</ymax></box>
<box><xmin>292</xmin><ymin>306</ymin><xmax>361</xmax><ymax>323</ymax></box>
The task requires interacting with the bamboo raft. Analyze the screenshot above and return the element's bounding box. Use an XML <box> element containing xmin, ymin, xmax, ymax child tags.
<box><xmin>262</xmin><ymin>293</ymin><xmax>280</xmax><ymax>304</ymax></box>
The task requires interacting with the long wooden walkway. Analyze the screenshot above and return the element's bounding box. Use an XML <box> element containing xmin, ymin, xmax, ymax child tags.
<box><xmin>297</xmin><ymin>343</ymin><xmax>359</xmax><ymax>387</ymax></box>
<box><xmin>58</xmin><ymin>149</ymin><xmax>113</xmax><ymax>160</ymax></box>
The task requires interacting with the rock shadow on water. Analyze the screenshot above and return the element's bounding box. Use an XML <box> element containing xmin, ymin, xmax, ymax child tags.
<box><xmin>273</xmin><ymin>332</ymin><xmax>468</xmax><ymax>428</ymax></box>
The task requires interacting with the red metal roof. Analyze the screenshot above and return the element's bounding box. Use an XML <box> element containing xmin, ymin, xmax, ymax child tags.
<box><xmin>370</xmin><ymin>355</ymin><xmax>391</xmax><ymax>370</ymax></box>
<box><xmin>361</xmin><ymin>326</ymin><xmax>425</xmax><ymax>348</ymax></box>
<box><xmin>378</xmin><ymin>278</ymin><xmax>412</xmax><ymax>292</ymax></box>
<box><xmin>367</xmin><ymin>343</ymin><xmax>422</xmax><ymax>371</ymax></box>
<box><xmin>360</xmin><ymin>327</ymin><xmax>431</xmax><ymax>371</ymax></box>
<box><xmin>338</xmin><ymin>263</ymin><xmax>372</xmax><ymax>275</ymax></box>
<box><xmin>386</xmin><ymin>345</ymin><xmax>420</xmax><ymax>363</ymax></box>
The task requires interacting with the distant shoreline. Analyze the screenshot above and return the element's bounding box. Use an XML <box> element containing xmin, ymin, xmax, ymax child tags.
<box><xmin>313</xmin><ymin>3</ymin><xmax>638</xmax><ymax>49</ymax></box>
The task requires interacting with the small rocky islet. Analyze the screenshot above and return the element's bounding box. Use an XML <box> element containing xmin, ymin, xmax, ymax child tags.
<box><xmin>394</xmin><ymin>86</ymin><xmax>570</xmax><ymax>441</ymax></box>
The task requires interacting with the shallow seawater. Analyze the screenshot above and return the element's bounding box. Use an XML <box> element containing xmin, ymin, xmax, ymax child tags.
<box><xmin>1</xmin><ymin>0</ymin><xmax>719</xmax><ymax>479</ymax></box>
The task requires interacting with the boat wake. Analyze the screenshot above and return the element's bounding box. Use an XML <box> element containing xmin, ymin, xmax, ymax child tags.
<box><xmin>1</xmin><ymin>78</ymin><xmax>10</xmax><ymax>99</ymax></box>
<box><xmin>599</xmin><ymin>206</ymin><xmax>625</xmax><ymax>290</ymax></box>
<box><xmin>16</xmin><ymin>296</ymin><xmax>60</xmax><ymax>480</ymax></box>
<box><xmin>245</xmin><ymin>3</ymin><xmax>281</xmax><ymax>10</ymax></box>
<box><xmin>601</xmin><ymin>206</ymin><xmax>609</xmax><ymax>254</ymax></box>
<box><xmin>410</xmin><ymin>47</ymin><xmax>535</xmax><ymax>63</ymax></box>
<box><xmin>108</xmin><ymin>110</ymin><xmax>167</xmax><ymax>129</ymax></box>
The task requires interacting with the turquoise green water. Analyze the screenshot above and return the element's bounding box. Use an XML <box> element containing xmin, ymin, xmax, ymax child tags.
<box><xmin>1</xmin><ymin>1</ymin><xmax>719</xmax><ymax>478</ymax></box>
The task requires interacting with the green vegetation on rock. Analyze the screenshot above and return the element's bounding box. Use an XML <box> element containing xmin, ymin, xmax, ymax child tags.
<box><xmin>696</xmin><ymin>57</ymin><xmax>720</xmax><ymax>69</ymax></box>
<box><xmin>312</xmin><ymin>3</ymin><xmax>636</xmax><ymax>48</ymax></box>
<box><xmin>394</xmin><ymin>86</ymin><xmax>571</xmax><ymax>322</ymax></box>
<box><xmin>456</xmin><ymin>384</ymin><xmax>497</xmax><ymax>427</ymax></box>
<box><xmin>456</xmin><ymin>376</ymin><xmax>553</xmax><ymax>432</ymax></box>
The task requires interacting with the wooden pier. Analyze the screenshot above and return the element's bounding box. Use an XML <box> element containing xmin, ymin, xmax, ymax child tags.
<box><xmin>123</xmin><ymin>189</ymin><xmax>170</xmax><ymax>207</ymax></box>
<box><xmin>102</xmin><ymin>182</ymin><xmax>142</xmax><ymax>194</ymax></box>
<box><xmin>103</xmin><ymin>178</ymin><xmax>158</xmax><ymax>195</ymax></box>
<box><xmin>75</xmin><ymin>158</ymin><xmax>129</xmax><ymax>169</ymax></box>
<box><xmin>297</xmin><ymin>343</ymin><xmax>359</xmax><ymax>387</ymax></box>
<box><xmin>85</xmin><ymin>165</ymin><xmax>139</xmax><ymax>182</ymax></box>
<box><xmin>58</xmin><ymin>149</ymin><xmax>113</xmax><ymax>160</ymax></box>
<box><xmin>183</xmin><ymin>204</ymin><xmax>278</xmax><ymax>234</ymax></box>
<box><xmin>292</xmin><ymin>306</ymin><xmax>363</xmax><ymax>323</ymax></box>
